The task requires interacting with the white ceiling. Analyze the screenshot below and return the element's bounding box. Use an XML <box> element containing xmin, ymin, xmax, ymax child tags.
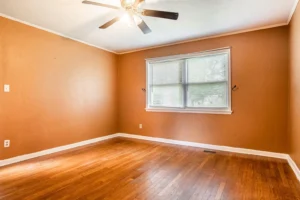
<box><xmin>0</xmin><ymin>0</ymin><xmax>298</xmax><ymax>53</ymax></box>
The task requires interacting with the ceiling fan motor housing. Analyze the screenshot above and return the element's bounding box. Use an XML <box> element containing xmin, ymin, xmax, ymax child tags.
<box><xmin>121</xmin><ymin>0</ymin><xmax>136</xmax><ymax>9</ymax></box>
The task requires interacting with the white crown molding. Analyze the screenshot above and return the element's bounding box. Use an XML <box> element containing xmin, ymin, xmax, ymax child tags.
<box><xmin>0</xmin><ymin>13</ymin><xmax>117</xmax><ymax>54</ymax></box>
<box><xmin>288</xmin><ymin>0</ymin><xmax>299</xmax><ymax>23</ymax></box>
<box><xmin>118</xmin><ymin>23</ymin><xmax>288</xmax><ymax>55</ymax></box>
<box><xmin>0</xmin><ymin>134</ymin><xmax>118</xmax><ymax>167</ymax></box>
<box><xmin>0</xmin><ymin>13</ymin><xmax>289</xmax><ymax>55</ymax></box>
<box><xmin>1</xmin><ymin>132</ymin><xmax>299</xmax><ymax>182</ymax></box>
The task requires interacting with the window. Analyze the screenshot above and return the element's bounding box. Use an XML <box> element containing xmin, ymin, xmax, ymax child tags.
<box><xmin>146</xmin><ymin>48</ymin><xmax>232</xmax><ymax>114</ymax></box>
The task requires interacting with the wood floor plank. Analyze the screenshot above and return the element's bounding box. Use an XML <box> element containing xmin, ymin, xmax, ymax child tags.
<box><xmin>0</xmin><ymin>138</ymin><xmax>299</xmax><ymax>200</ymax></box>
<box><xmin>215</xmin><ymin>182</ymin><xmax>226</xmax><ymax>200</ymax></box>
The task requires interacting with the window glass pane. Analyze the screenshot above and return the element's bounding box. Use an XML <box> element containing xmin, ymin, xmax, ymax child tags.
<box><xmin>150</xmin><ymin>85</ymin><xmax>183</xmax><ymax>107</ymax></box>
<box><xmin>187</xmin><ymin>54</ymin><xmax>228</xmax><ymax>83</ymax></box>
<box><xmin>151</xmin><ymin>60</ymin><xmax>184</xmax><ymax>85</ymax></box>
<box><xmin>187</xmin><ymin>82</ymin><xmax>228</xmax><ymax>108</ymax></box>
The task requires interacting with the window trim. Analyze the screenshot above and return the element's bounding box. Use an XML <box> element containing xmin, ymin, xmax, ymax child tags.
<box><xmin>145</xmin><ymin>47</ymin><xmax>232</xmax><ymax>115</ymax></box>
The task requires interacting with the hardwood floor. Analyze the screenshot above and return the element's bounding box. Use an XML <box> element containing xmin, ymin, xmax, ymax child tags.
<box><xmin>0</xmin><ymin>138</ymin><xmax>299</xmax><ymax>200</ymax></box>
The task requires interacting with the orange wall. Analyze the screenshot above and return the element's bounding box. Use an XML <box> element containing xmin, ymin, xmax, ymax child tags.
<box><xmin>289</xmin><ymin>3</ymin><xmax>300</xmax><ymax>168</ymax></box>
<box><xmin>0</xmin><ymin>16</ymin><xmax>292</xmax><ymax>160</ymax></box>
<box><xmin>0</xmin><ymin>17</ymin><xmax>118</xmax><ymax>159</ymax></box>
<box><xmin>118</xmin><ymin>26</ymin><xmax>290</xmax><ymax>153</ymax></box>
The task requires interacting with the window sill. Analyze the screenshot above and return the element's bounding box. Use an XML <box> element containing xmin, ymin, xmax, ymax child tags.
<box><xmin>145</xmin><ymin>108</ymin><xmax>233</xmax><ymax>115</ymax></box>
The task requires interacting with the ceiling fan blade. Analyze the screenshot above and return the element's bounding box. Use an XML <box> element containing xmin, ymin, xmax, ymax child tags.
<box><xmin>82</xmin><ymin>0</ymin><xmax>120</xmax><ymax>10</ymax></box>
<box><xmin>142</xmin><ymin>9</ymin><xmax>179</xmax><ymax>20</ymax></box>
<box><xmin>99</xmin><ymin>17</ymin><xmax>120</xmax><ymax>29</ymax></box>
<box><xmin>138</xmin><ymin>20</ymin><xmax>152</xmax><ymax>34</ymax></box>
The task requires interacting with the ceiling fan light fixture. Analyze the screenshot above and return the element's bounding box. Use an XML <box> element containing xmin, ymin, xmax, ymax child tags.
<box><xmin>122</xmin><ymin>0</ymin><xmax>135</xmax><ymax>7</ymax></box>
<box><xmin>121</xmin><ymin>13</ymin><xmax>136</xmax><ymax>27</ymax></box>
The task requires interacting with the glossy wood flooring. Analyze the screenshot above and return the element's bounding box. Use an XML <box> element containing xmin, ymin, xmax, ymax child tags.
<box><xmin>0</xmin><ymin>138</ymin><xmax>300</xmax><ymax>200</ymax></box>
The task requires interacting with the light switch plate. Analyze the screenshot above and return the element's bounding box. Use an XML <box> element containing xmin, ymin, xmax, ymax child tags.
<box><xmin>4</xmin><ymin>84</ymin><xmax>10</xmax><ymax>92</ymax></box>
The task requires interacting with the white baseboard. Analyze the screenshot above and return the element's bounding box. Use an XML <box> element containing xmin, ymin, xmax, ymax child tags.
<box><xmin>116</xmin><ymin>133</ymin><xmax>288</xmax><ymax>159</ymax></box>
<box><xmin>287</xmin><ymin>155</ymin><xmax>300</xmax><ymax>181</ymax></box>
<box><xmin>116</xmin><ymin>133</ymin><xmax>300</xmax><ymax>182</ymax></box>
<box><xmin>0</xmin><ymin>134</ymin><xmax>118</xmax><ymax>167</ymax></box>
<box><xmin>1</xmin><ymin>132</ymin><xmax>299</xmax><ymax>182</ymax></box>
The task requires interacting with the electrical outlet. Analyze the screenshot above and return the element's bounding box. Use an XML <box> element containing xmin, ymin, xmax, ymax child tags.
<box><xmin>4</xmin><ymin>84</ymin><xmax>10</xmax><ymax>92</ymax></box>
<box><xmin>139</xmin><ymin>124</ymin><xmax>143</xmax><ymax>129</ymax></box>
<box><xmin>4</xmin><ymin>140</ymin><xmax>10</xmax><ymax>148</ymax></box>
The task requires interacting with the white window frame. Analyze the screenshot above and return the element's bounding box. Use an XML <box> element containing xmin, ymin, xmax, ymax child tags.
<box><xmin>145</xmin><ymin>47</ymin><xmax>232</xmax><ymax>115</ymax></box>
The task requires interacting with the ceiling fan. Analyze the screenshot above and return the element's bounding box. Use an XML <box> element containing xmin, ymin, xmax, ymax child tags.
<box><xmin>82</xmin><ymin>0</ymin><xmax>179</xmax><ymax>34</ymax></box>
